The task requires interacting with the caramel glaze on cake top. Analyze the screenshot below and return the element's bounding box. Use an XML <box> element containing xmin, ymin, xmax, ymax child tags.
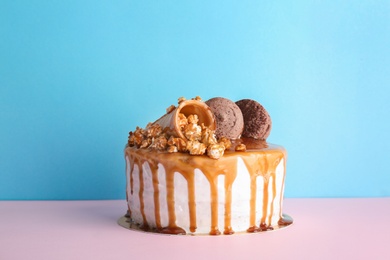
<box><xmin>125</xmin><ymin>137</ymin><xmax>291</xmax><ymax>235</ymax></box>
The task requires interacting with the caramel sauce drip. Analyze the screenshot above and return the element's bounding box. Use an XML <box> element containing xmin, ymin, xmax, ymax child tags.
<box><xmin>186</xmin><ymin>173</ymin><xmax>197</xmax><ymax>233</ymax></box>
<box><xmin>223</xmin><ymin>171</ymin><xmax>235</xmax><ymax>235</ymax></box>
<box><xmin>127</xmin><ymin>158</ymin><xmax>135</xmax><ymax>217</ymax></box>
<box><xmin>248</xmin><ymin>174</ymin><xmax>257</xmax><ymax>231</ymax></box>
<box><xmin>149</xmin><ymin>161</ymin><xmax>161</xmax><ymax>229</ymax></box>
<box><xmin>126</xmin><ymin>139</ymin><xmax>286</xmax><ymax>235</ymax></box>
<box><xmin>130</xmin><ymin>156</ymin><xmax>149</xmax><ymax>230</ymax></box>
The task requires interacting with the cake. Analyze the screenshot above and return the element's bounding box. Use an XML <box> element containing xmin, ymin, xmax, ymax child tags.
<box><xmin>121</xmin><ymin>96</ymin><xmax>292</xmax><ymax>235</ymax></box>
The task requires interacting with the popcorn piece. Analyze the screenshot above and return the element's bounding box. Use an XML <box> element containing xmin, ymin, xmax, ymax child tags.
<box><xmin>146</xmin><ymin>123</ymin><xmax>163</xmax><ymax>138</ymax></box>
<box><xmin>187</xmin><ymin>114</ymin><xmax>199</xmax><ymax>124</ymax></box>
<box><xmin>235</xmin><ymin>143</ymin><xmax>246</xmax><ymax>152</ymax></box>
<box><xmin>187</xmin><ymin>141</ymin><xmax>206</xmax><ymax>155</ymax></box>
<box><xmin>140</xmin><ymin>139</ymin><xmax>151</xmax><ymax>149</ymax></box>
<box><xmin>201</xmin><ymin>127</ymin><xmax>218</xmax><ymax>146</ymax></box>
<box><xmin>150</xmin><ymin>135</ymin><xmax>168</xmax><ymax>150</ymax></box>
<box><xmin>192</xmin><ymin>96</ymin><xmax>202</xmax><ymax>101</ymax></box>
<box><xmin>128</xmin><ymin>127</ymin><xmax>145</xmax><ymax>147</ymax></box>
<box><xmin>167</xmin><ymin>136</ymin><xmax>187</xmax><ymax>152</ymax></box>
<box><xmin>167</xmin><ymin>145</ymin><xmax>178</xmax><ymax>153</ymax></box>
<box><xmin>207</xmin><ymin>144</ymin><xmax>225</xmax><ymax>159</ymax></box>
<box><xmin>177</xmin><ymin>113</ymin><xmax>188</xmax><ymax>130</ymax></box>
<box><xmin>218</xmin><ymin>137</ymin><xmax>232</xmax><ymax>150</ymax></box>
<box><xmin>184</xmin><ymin>123</ymin><xmax>202</xmax><ymax>141</ymax></box>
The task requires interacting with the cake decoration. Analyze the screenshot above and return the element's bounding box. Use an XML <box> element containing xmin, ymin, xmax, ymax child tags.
<box><xmin>128</xmin><ymin>97</ymin><xmax>231</xmax><ymax>159</ymax></box>
<box><xmin>236</xmin><ymin>99</ymin><xmax>272</xmax><ymax>140</ymax></box>
<box><xmin>120</xmin><ymin>96</ymin><xmax>292</xmax><ymax>235</ymax></box>
<box><xmin>205</xmin><ymin>97</ymin><xmax>244</xmax><ymax>140</ymax></box>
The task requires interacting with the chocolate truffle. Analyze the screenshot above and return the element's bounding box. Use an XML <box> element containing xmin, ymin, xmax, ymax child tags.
<box><xmin>235</xmin><ymin>99</ymin><xmax>272</xmax><ymax>140</ymax></box>
<box><xmin>205</xmin><ymin>97</ymin><xmax>244</xmax><ymax>139</ymax></box>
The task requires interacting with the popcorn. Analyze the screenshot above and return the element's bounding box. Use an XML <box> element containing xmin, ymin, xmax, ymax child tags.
<box><xmin>146</xmin><ymin>123</ymin><xmax>163</xmax><ymax>138</ymax></box>
<box><xmin>128</xmin><ymin>127</ymin><xmax>144</xmax><ymax>148</ymax></box>
<box><xmin>187</xmin><ymin>114</ymin><xmax>199</xmax><ymax>124</ymax></box>
<box><xmin>140</xmin><ymin>139</ymin><xmax>151</xmax><ymax>149</ymax></box>
<box><xmin>187</xmin><ymin>141</ymin><xmax>206</xmax><ymax>155</ymax></box>
<box><xmin>127</xmin><ymin>96</ymin><xmax>245</xmax><ymax>159</ymax></box>
<box><xmin>218</xmin><ymin>137</ymin><xmax>232</xmax><ymax>150</ymax></box>
<box><xmin>207</xmin><ymin>144</ymin><xmax>225</xmax><ymax>159</ymax></box>
<box><xmin>201</xmin><ymin>126</ymin><xmax>218</xmax><ymax>146</ymax></box>
<box><xmin>150</xmin><ymin>135</ymin><xmax>168</xmax><ymax>150</ymax></box>
<box><xmin>177</xmin><ymin>113</ymin><xmax>188</xmax><ymax>131</ymax></box>
<box><xmin>235</xmin><ymin>143</ymin><xmax>246</xmax><ymax>152</ymax></box>
<box><xmin>167</xmin><ymin>136</ymin><xmax>187</xmax><ymax>152</ymax></box>
<box><xmin>167</xmin><ymin>145</ymin><xmax>178</xmax><ymax>153</ymax></box>
<box><xmin>184</xmin><ymin>122</ymin><xmax>202</xmax><ymax>141</ymax></box>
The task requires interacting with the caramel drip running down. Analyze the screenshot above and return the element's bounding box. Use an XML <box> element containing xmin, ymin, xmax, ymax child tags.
<box><xmin>128</xmin><ymin>156</ymin><xmax>149</xmax><ymax>230</ymax></box>
<box><xmin>126</xmin><ymin>140</ymin><xmax>286</xmax><ymax>235</ymax></box>
<box><xmin>149</xmin><ymin>161</ymin><xmax>161</xmax><ymax>229</ymax></box>
<box><xmin>240</xmin><ymin>150</ymin><xmax>283</xmax><ymax>232</ymax></box>
<box><xmin>224</xmin><ymin>170</ymin><xmax>236</xmax><ymax>235</ymax></box>
<box><xmin>186</xmin><ymin>173</ymin><xmax>197</xmax><ymax>233</ymax></box>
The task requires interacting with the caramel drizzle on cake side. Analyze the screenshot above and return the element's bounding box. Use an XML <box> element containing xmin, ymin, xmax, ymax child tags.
<box><xmin>126</xmin><ymin>144</ymin><xmax>286</xmax><ymax>235</ymax></box>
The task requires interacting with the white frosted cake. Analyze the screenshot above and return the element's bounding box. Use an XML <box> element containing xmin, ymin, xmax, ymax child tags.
<box><xmin>121</xmin><ymin>96</ymin><xmax>292</xmax><ymax>235</ymax></box>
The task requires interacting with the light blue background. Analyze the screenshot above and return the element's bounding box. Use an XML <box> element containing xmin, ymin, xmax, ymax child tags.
<box><xmin>1</xmin><ymin>1</ymin><xmax>389</xmax><ymax>200</ymax></box>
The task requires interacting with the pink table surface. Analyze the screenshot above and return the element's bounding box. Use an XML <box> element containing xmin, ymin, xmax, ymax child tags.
<box><xmin>1</xmin><ymin>198</ymin><xmax>389</xmax><ymax>260</ymax></box>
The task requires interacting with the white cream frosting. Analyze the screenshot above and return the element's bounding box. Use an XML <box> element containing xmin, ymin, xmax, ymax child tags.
<box><xmin>125</xmin><ymin>155</ymin><xmax>285</xmax><ymax>235</ymax></box>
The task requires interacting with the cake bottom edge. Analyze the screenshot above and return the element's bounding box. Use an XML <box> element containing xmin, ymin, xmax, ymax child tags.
<box><xmin>117</xmin><ymin>213</ymin><xmax>293</xmax><ymax>236</ymax></box>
